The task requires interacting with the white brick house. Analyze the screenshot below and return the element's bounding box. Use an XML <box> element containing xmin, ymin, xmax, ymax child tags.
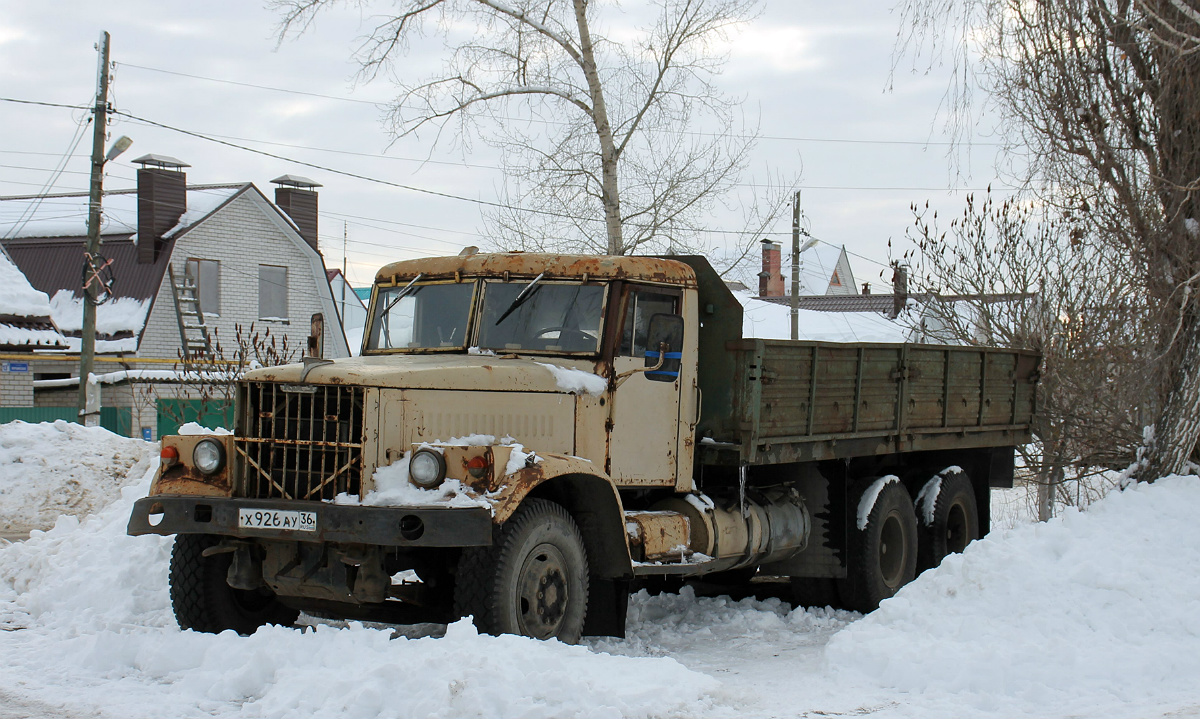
<box><xmin>0</xmin><ymin>155</ymin><xmax>349</xmax><ymax>437</ymax></box>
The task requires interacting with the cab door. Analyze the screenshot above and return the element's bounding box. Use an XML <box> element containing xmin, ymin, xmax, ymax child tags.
<box><xmin>607</xmin><ymin>286</ymin><xmax>682</xmax><ymax>486</ymax></box>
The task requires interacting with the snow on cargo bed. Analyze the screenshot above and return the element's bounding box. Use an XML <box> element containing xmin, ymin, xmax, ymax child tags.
<box><xmin>0</xmin><ymin>420</ymin><xmax>157</xmax><ymax>533</ymax></box>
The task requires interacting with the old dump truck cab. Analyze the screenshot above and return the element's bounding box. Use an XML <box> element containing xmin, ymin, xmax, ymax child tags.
<box><xmin>129</xmin><ymin>252</ymin><xmax>1039</xmax><ymax>642</ymax></box>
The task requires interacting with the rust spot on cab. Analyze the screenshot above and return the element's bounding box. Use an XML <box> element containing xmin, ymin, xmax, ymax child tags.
<box><xmin>376</xmin><ymin>253</ymin><xmax>698</xmax><ymax>289</ymax></box>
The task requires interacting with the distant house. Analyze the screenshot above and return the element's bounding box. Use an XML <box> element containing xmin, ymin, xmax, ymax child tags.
<box><xmin>758</xmin><ymin>240</ymin><xmax>859</xmax><ymax>298</ymax></box>
<box><xmin>751</xmin><ymin>242</ymin><xmax>1035</xmax><ymax>344</ymax></box>
<box><xmin>0</xmin><ymin>155</ymin><xmax>349</xmax><ymax>438</ymax></box>
<box><xmin>327</xmin><ymin>268</ymin><xmax>368</xmax><ymax>354</ymax></box>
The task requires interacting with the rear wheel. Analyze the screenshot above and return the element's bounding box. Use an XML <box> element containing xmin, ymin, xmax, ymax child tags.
<box><xmin>455</xmin><ymin>499</ymin><xmax>590</xmax><ymax>643</ymax></box>
<box><xmin>837</xmin><ymin>479</ymin><xmax>918</xmax><ymax>613</ymax></box>
<box><xmin>916</xmin><ymin>469</ymin><xmax>980</xmax><ymax>571</ymax></box>
<box><xmin>169</xmin><ymin>534</ymin><xmax>298</xmax><ymax>635</ymax></box>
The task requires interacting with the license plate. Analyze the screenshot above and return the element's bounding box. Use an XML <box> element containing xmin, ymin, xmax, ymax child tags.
<box><xmin>238</xmin><ymin>508</ymin><xmax>317</xmax><ymax>532</ymax></box>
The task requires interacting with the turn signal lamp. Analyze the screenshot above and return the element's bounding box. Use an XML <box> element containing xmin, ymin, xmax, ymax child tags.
<box><xmin>160</xmin><ymin>446</ymin><xmax>179</xmax><ymax>467</ymax></box>
<box><xmin>466</xmin><ymin>455</ymin><xmax>490</xmax><ymax>479</ymax></box>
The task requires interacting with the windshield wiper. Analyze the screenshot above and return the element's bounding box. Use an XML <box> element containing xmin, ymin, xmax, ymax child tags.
<box><xmin>381</xmin><ymin>273</ymin><xmax>424</xmax><ymax>317</ymax></box>
<box><xmin>494</xmin><ymin>272</ymin><xmax>545</xmax><ymax>326</ymax></box>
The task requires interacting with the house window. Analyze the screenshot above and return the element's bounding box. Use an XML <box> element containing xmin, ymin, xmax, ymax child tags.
<box><xmin>258</xmin><ymin>265</ymin><xmax>288</xmax><ymax>320</ymax></box>
<box><xmin>186</xmin><ymin>258</ymin><xmax>220</xmax><ymax>316</ymax></box>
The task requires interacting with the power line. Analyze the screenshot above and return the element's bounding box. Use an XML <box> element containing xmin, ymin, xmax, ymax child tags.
<box><xmin>114</xmin><ymin>62</ymin><xmax>386</xmax><ymax>107</ymax></box>
<box><xmin>114</xmin><ymin>62</ymin><xmax>1007</xmax><ymax>148</ymax></box>
<box><xmin>112</xmin><ymin>109</ymin><xmax>599</xmax><ymax>224</ymax></box>
<box><xmin>0</xmin><ymin>97</ymin><xmax>92</xmax><ymax>111</ymax></box>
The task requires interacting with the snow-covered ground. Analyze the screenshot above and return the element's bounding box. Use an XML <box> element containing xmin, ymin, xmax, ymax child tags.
<box><xmin>2</xmin><ymin>422</ymin><xmax>1199</xmax><ymax>719</ymax></box>
<box><xmin>0</xmin><ymin>421</ymin><xmax>158</xmax><ymax>533</ymax></box>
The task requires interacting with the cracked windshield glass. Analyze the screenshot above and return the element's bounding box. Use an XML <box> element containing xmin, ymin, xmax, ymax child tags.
<box><xmin>478</xmin><ymin>281</ymin><xmax>605</xmax><ymax>353</ymax></box>
<box><xmin>366</xmin><ymin>282</ymin><xmax>475</xmax><ymax>350</ymax></box>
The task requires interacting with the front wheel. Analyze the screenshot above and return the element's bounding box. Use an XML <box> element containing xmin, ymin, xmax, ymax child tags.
<box><xmin>837</xmin><ymin>479</ymin><xmax>918</xmax><ymax>613</ymax></box>
<box><xmin>455</xmin><ymin>499</ymin><xmax>590</xmax><ymax>643</ymax></box>
<box><xmin>169</xmin><ymin>534</ymin><xmax>298</xmax><ymax>635</ymax></box>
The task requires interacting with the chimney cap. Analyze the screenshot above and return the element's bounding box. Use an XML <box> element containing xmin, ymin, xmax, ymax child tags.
<box><xmin>131</xmin><ymin>153</ymin><xmax>190</xmax><ymax>169</ymax></box>
<box><xmin>271</xmin><ymin>174</ymin><xmax>323</xmax><ymax>189</ymax></box>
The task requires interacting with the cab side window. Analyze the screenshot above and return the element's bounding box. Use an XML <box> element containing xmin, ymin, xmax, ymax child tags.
<box><xmin>619</xmin><ymin>290</ymin><xmax>678</xmax><ymax>357</ymax></box>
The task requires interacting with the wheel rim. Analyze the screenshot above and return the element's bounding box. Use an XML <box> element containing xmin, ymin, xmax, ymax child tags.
<box><xmin>878</xmin><ymin>510</ymin><xmax>908</xmax><ymax>589</ymax></box>
<box><xmin>515</xmin><ymin>542</ymin><xmax>570</xmax><ymax>639</ymax></box>
<box><xmin>945</xmin><ymin>500</ymin><xmax>971</xmax><ymax>554</ymax></box>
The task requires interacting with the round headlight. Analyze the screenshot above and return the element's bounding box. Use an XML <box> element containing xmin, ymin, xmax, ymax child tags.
<box><xmin>193</xmin><ymin>438</ymin><xmax>226</xmax><ymax>475</ymax></box>
<box><xmin>409</xmin><ymin>449</ymin><xmax>446</xmax><ymax>488</ymax></box>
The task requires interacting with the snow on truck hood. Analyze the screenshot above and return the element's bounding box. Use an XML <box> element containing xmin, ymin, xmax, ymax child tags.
<box><xmin>244</xmin><ymin>353</ymin><xmax>608</xmax><ymax>395</ymax></box>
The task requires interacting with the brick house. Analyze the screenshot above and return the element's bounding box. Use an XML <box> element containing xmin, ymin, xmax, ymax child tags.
<box><xmin>0</xmin><ymin>155</ymin><xmax>349</xmax><ymax>438</ymax></box>
<box><xmin>0</xmin><ymin>249</ymin><xmax>66</xmax><ymax>410</ymax></box>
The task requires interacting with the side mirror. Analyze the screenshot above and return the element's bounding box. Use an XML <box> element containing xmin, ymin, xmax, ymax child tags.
<box><xmin>644</xmin><ymin>313</ymin><xmax>684</xmax><ymax>382</ymax></box>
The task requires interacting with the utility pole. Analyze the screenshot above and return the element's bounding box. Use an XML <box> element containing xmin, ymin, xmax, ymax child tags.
<box><xmin>342</xmin><ymin>221</ymin><xmax>348</xmax><ymax>320</ymax></box>
<box><xmin>77</xmin><ymin>31</ymin><xmax>111</xmax><ymax>426</ymax></box>
<box><xmin>790</xmin><ymin>190</ymin><xmax>800</xmax><ymax>341</ymax></box>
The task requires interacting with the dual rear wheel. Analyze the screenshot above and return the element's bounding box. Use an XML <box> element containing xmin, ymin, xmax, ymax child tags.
<box><xmin>826</xmin><ymin>470</ymin><xmax>979</xmax><ymax>613</ymax></box>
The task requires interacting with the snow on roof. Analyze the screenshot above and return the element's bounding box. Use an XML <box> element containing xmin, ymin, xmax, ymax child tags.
<box><xmin>32</xmin><ymin>368</ymin><xmax>227</xmax><ymax>388</ymax></box>
<box><xmin>801</xmin><ymin>243</ymin><xmax>859</xmax><ymax>296</ymax></box>
<box><xmin>0</xmin><ymin>250</ymin><xmax>65</xmax><ymax>348</ymax></box>
<box><xmin>735</xmin><ymin>290</ymin><xmax>912</xmax><ymax>343</ymax></box>
<box><xmin>48</xmin><ymin>291</ymin><xmax>150</xmax><ymax>336</ymax></box>
<box><xmin>0</xmin><ymin>185</ymin><xmax>243</xmax><ymax>241</ymax></box>
<box><xmin>0</xmin><ymin>250</ymin><xmax>51</xmax><ymax>318</ymax></box>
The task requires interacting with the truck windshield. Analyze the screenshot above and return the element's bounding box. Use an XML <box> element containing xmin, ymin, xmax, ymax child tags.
<box><xmin>366</xmin><ymin>282</ymin><xmax>475</xmax><ymax>351</ymax></box>
<box><xmin>477</xmin><ymin>280</ymin><xmax>605</xmax><ymax>354</ymax></box>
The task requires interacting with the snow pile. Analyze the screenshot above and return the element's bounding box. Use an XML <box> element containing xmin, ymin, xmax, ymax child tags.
<box><xmin>535</xmin><ymin>361</ymin><xmax>607</xmax><ymax>396</ymax></box>
<box><xmin>0</xmin><ymin>458</ymin><xmax>717</xmax><ymax>719</ymax></box>
<box><xmin>826</xmin><ymin>475</ymin><xmax>1200</xmax><ymax>715</ymax></box>
<box><xmin>0</xmin><ymin>420</ymin><xmax>157</xmax><ymax>532</ymax></box>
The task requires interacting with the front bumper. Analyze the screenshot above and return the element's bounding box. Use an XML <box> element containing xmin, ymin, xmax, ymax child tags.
<box><xmin>127</xmin><ymin>495</ymin><xmax>493</xmax><ymax>547</ymax></box>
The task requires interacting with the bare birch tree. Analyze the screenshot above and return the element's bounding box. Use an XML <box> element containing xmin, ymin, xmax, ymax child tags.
<box><xmin>274</xmin><ymin>0</ymin><xmax>762</xmax><ymax>258</ymax></box>
<box><xmin>899</xmin><ymin>192</ymin><xmax>1155</xmax><ymax>518</ymax></box>
<box><xmin>896</xmin><ymin>0</ymin><xmax>1200</xmax><ymax>480</ymax></box>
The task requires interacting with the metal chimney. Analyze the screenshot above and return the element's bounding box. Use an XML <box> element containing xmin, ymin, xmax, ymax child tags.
<box><xmin>272</xmin><ymin>175</ymin><xmax>322</xmax><ymax>252</ymax></box>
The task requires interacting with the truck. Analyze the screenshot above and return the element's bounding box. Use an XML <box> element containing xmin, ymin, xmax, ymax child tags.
<box><xmin>128</xmin><ymin>252</ymin><xmax>1039</xmax><ymax>642</ymax></box>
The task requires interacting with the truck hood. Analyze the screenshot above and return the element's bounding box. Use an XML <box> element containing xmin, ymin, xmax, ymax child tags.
<box><xmin>244</xmin><ymin>353</ymin><xmax>607</xmax><ymax>394</ymax></box>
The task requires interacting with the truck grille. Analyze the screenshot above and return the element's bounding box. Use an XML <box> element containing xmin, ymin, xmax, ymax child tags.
<box><xmin>234</xmin><ymin>382</ymin><xmax>365</xmax><ymax>501</ymax></box>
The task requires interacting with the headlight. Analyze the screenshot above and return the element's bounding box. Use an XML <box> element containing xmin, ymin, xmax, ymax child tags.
<box><xmin>409</xmin><ymin>449</ymin><xmax>446</xmax><ymax>488</ymax></box>
<box><xmin>193</xmin><ymin>438</ymin><xmax>226</xmax><ymax>475</ymax></box>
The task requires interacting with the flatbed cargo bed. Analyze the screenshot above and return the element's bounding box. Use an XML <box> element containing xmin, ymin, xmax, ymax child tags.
<box><xmin>698</xmin><ymin>339</ymin><xmax>1038</xmax><ymax>466</ymax></box>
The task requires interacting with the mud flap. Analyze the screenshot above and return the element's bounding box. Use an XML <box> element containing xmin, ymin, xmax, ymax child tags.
<box><xmin>582</xmin><ymin>576</ymin><xmax>629</xmax><ymax>638</ymax></box>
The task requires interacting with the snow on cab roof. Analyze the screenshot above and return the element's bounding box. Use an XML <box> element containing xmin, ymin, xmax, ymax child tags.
<box><xmin>375</xmin><ymin>253</ymin><xmax>699</xmax><ymax>287</ymax></box>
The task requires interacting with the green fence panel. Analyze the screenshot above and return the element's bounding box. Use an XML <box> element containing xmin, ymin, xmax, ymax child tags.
<box><xmin>156</xmin><ymin>399</ymin><xmax>234</xmax><ymax>438</ymax></box>
<box><xmin>0</xmin><ymin>407</ymin><xmax>77</xmax><ymax>425</ymax></box>
<box><xmin>0</xmin><ymin>406</ymin><xmax>133</xmax><ymax>436</ymax></box>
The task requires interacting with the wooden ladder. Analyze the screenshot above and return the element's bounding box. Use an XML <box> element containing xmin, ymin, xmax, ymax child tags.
<box><xmin>168</xmin><ymin>264</ymin><xmax>212</xmax><ymax>358</ymax></box>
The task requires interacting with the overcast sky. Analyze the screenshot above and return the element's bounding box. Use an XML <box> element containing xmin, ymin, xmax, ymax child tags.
<box><xmin>0</xmin><ymin>1</ymin><xmax>1008</xmax><ymax>289</ymax></box>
